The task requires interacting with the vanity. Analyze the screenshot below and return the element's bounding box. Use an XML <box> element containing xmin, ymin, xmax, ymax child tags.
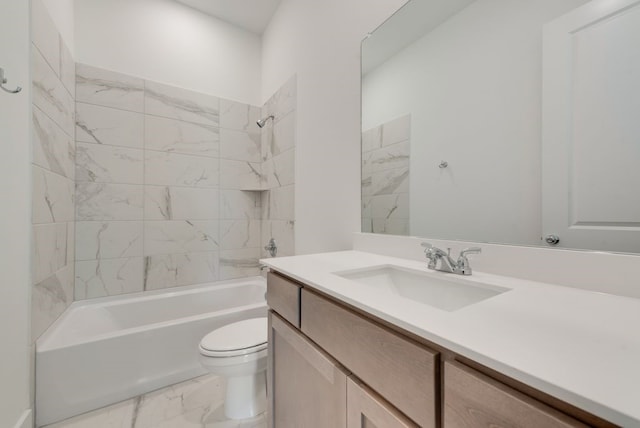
<box><xmin>262</xmin><ymin>246</ymin><xmax>640</xmax><ymax>428</ymax></box>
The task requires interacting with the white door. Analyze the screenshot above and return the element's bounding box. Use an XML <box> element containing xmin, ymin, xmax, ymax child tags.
<box><xmin>0</xmin><ymin>1</ymin><xmax>33</xmax><ymax>427</ymax></box>
<box><xmin>542</xmin><ymin>0</ymin><xmax>640</xmax><ymax>252</ymax></box>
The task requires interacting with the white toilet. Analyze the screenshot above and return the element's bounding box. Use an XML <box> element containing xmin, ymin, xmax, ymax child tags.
<box><xmin>198</xmin><ymin>317</ymin><xmax>268</xmax><ymax>420</ymax></box>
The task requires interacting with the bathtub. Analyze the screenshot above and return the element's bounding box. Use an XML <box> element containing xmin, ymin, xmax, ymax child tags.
<box><xmin>35</xmin><ymin>277</ymin><xmax>267</xmax><ymax>427</ymax></box>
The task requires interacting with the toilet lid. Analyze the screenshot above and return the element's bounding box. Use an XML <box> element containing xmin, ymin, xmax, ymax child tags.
<box><xmin>200</xmin><ymin>317</ymin><xmax>268</xmax><ymax>357</ymax></box>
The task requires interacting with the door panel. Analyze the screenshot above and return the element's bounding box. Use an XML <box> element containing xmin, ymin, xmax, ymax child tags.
<box><xmin>542</xmin><ymin>0</ymin><xmax>640</xmax><ymax>252</ymax></box>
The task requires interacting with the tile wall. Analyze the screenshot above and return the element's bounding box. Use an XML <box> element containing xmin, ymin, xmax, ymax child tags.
<box><xmin>260</xmin><ymin>76</ymin><xmax>296</xmax><ymax>258</ymax></box>
<box><xmin>31</xmin><ymin>0</ymin><xmax>76</xmax><ymax>340</ymax></box>
<box><xmin>73</xmin><ymin>64</ymin><xmax>296</xmax><ymax>300</ymax></box>
<box><xmin>361</xmin><ymin>114</ymin><xmax>411</xmax><ymax>235</ymax></box>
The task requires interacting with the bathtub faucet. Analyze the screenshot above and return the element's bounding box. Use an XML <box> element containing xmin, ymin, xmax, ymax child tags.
<box><xmin>264</xmin><ymin>238</ymin><xmax>277</xmax><ymax>257</ymax></box>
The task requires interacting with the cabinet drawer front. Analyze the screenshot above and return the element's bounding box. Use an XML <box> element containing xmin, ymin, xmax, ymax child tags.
<box><xmin>444</xmin><ymin>361</ymin><xmax>588</xmax><ymax>428</ymax></box>
<box><xmin>267</xmin><ymin>272</ymin><xmax>301</xmax><ymax>327</ymax></box>
<box><xmin>301</xmin><ymin>290</ymin><xmax>438</xmax><ymax>428</ymax></box>
<box><xmin>347</xmin><ymin>377</ymin><xmax>419</xmax><ymax>428</ymax></box>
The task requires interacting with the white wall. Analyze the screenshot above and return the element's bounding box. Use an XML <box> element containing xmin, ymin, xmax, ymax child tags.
<box><xmin>75</xmin><ymin>0</ymin><xmax>262</xmax><ymax>105</ymax></box>
<box><xmin>42</xmin><ymin>0</ymin><xmax>74</xmax><ymax>53</ymax></box>
<box><xmin>0</xmin><ymin>0</ymin><xmax>33</xmax><ymax>426</ymax></box>
<box><xmin>362</xmin><ymin>0</ymin><xmax>588</xmax><ymax>246</ymax></box>
<box><xmin>262</xmin><ymin>0</ymin><xmax>407</xmax><ymax>254</ymax></box>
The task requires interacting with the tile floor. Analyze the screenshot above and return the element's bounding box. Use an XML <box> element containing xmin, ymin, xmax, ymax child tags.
<box><xmin>43</xmin><ymin>374</ymin><xmax>267</xmax><ymax>428</ymax></box>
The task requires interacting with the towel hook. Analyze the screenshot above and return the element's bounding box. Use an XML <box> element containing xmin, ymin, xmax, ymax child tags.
<box><xmin>1</xmin><ymin>67</ymin><xmax>22</xmax><ymax>94</ymax></box>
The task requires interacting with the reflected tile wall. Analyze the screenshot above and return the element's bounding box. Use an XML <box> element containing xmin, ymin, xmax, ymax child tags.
<box><xmin>73</xmin><ymin>64</ymin><xmax>273</xmax><ymax>298</ymax></box>
<box><xmin>362</xmin><ymin>115</ymin><xmax>411</xmax><ymax>236</ymax></box>
<box><xmin>31</xmin><ymin>0</ymin><xmax>76</xmax><ymax>341</ymax></box>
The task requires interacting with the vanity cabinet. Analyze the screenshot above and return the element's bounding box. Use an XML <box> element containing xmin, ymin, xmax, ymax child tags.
<box><xmin>268</xmin><ymin>311</ymin><xmax>347</xmax><ymax>428</ymax></box>
<box><xmin>347</xmin><ymin>377</ymin><xmax>419</xmax><ymax>428</ymax></box>
<box><xmin>443</xmin><ymin>361</ymin><xmax>587</xmax><ymax>428</ymax></box>
<box><xmin>267</xmin><ymin>271</ymin><xmax>616</xmax><ymax>428</ymax></box>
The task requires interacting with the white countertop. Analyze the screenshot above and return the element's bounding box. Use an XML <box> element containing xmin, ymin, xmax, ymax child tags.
<box><xmin>261</xmin><ymin>250</ymin><xmax>640</xmax><ymax>427</ymax></box>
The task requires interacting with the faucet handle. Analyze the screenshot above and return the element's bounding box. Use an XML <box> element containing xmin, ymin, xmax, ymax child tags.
<box><xmin>459</xmin><ymin>247</ymin><xmax>481</xmax><ymax>258</ymax></box>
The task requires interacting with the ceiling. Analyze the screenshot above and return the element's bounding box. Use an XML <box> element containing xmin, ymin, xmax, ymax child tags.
<box><xmin>175</xmin><ymin>0</ymin><xmax>282</xmax><ymax>34</ymax></box>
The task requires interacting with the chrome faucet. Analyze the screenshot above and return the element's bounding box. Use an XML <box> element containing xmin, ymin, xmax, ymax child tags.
<box><xmin>421</xmin><ymin>243</ymin><xmax>481</xmax><ymax>276</ymax></box>
<box><xmin>264</xmin><ymin>238</ymin><xmax>277</xmax><ymax>258</ymax></box>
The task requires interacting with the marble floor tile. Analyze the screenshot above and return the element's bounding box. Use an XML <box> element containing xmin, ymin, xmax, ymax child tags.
<box><xmin>42</xmin><ymin>375</ymin><xmax>267</xmax><ymax>428</ymax></box>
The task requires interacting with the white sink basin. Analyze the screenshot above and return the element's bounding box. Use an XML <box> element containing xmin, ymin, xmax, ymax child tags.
<box><xmin>334</xmin><ymin>265</ymin><xmax>510</xmax><ymax>312</ymax></box>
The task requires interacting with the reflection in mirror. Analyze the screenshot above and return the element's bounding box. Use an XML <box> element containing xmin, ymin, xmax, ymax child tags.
<box><xmin>361</xmin><ymin>0</ymin><xmax>640</xmax><ymax>253</ymax></box>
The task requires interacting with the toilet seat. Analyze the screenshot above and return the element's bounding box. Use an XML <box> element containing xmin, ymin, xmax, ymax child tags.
<box><xmin>199</xmin><ymin>317</ymin><xmax>267</xmax><ymax>358</ymax></box>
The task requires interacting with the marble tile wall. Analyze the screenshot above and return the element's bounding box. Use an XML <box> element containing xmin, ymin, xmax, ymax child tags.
<box><xmin>362</xmin><ymin>114</ymin><xmax>411</xmax><ymax>235</ymax></box>
<box><xmin>74</xmin><ymin>64</ymin><xmax>287</xmax><ymax>300</ymax></box>
<box><xmin>260</xmin><ymin>76</ymin><xmax>296</xmax><ymax>258</ymax></box>
<box><xmin>42</xmin><ymin>374</ymin><xmax>267</xmax><ymax>428</ymax></box>
<box><xmin>31</xmin><ymin>0</ymin><xmax>76</xmax><ymax>341</ymax></box>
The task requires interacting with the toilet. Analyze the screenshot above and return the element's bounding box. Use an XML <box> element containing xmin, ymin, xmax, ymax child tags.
<box><xmin>198</xmin><ymin>317</ymin><xmax>268</xmax><ymax>420</ymax></box>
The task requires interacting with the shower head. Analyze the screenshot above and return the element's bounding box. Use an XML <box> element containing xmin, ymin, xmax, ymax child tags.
<box><xmin>256</xmin><ymin>115</ymin><xmax>274</xmax><ymax>128</ymax></box>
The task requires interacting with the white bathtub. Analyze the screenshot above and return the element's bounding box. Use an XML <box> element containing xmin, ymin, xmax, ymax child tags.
<box><xmin>35</xmin><ymin>277</ymin><xmax>267</xmax><ymax>427</ymax></box>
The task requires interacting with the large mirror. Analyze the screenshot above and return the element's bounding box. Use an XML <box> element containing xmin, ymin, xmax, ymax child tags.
<box><xmin>361</xmin><ymin>0</ymin><xmax>640</xmax><ymax>253</ymax></box>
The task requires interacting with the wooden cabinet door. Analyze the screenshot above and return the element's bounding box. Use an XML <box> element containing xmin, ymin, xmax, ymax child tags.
<box><xmin>444</xmin><ymin>361</ymin><xmax>588</xmax><ymax>428</ymax></box>
<box><xmin>347</xmin><ymin>377</ymin><xmax>419</xmax><ymax>428</ymax></box>
<box><xmin>268</xmin><ymin>311</ymin><xmax>347</xmax><ymax>428</ymax></box>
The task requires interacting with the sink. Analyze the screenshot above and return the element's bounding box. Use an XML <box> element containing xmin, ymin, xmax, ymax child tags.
<box><xmin>334</xmin><ymin>265</ymin><xmax>510</xmax><ymax>312</ymax></box>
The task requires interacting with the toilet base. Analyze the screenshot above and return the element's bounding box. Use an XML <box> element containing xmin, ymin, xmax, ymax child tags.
<box><xmin>224</xmin><ymin>371</ymin><xmax>267</xmax><ymax>420</ymax></box>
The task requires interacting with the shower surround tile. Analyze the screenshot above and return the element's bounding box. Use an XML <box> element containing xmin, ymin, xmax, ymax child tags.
<box><xmin>220</xmin><ymin>129</ymin><xmax>261</xmax><ymax>162</ymax></box>
<box><xmin>76</xmin><ymin>102</ymin><xmax>144</xmax><ymax>148</ymax></box>
<box><xmin>362</xmin><ymin>140</ymin><xmax>410</xmax><ymax>174</ymax></box>
<box><xmin>144</xmin><ymin>151</ymin><xmax>219</xmax><ymax>188</ymax></box>
<box><xmin>261</xmin><ymin>220</ymin><xmax>295</xmax><ymax>257</ymax></box>
<box><xmin>33</xmin><ymin>106</ymin><xmax>75</xmax><ymax>179</ymax></box>
<box><xmin>220</xmin><ymin>160</ymin><xmax>262</xmax><ymax>190</ymax></box>
<box><xmin>75</xmin><ymin>257</ymin><xmax>144</xmax><ymax>299</ymax></box>
<box><xmin>75</xmin><ymin>221</ymin><xmax>143</xmax><ymax>261</ymax></box>
<box><xmin>59</xmin><ymin>38</ymin><xmax>75</xmax><ymax>97</ymax></box>
<box><xmin>382</xmin><ymin>115</ymin><xmax>411</xmax><ymax>147</ymax></box>
<box><xmin>220</xmin><ymin>99</ymin><xmax>261</xmax><ymax>132</ymax></box>
<box><xmin>262</xmin><ymin>74</ymin><xmax>296</xmax><ymax>123</ymax></box>
<box><xmin>32</xmin><ymin>166</ymin><xmax>75</xmax><ymax>224</ymax></box>
<box><xmin>144</xmin><ymin>221</ymin><xmax>219</xmax><ymax>256</ymax></box>
<box><xmin>31</xmin><ymin>262</ymin><xmax>74</xmax><ymax>341</ymax></box>
<box><xmin>263</xmin><ymin>185</ymin><xmax>295</xmax><ymax>221</ymax></box>
<box><xmin>76</xmin><ymin>143</ymin><xmax>144</xmax><ymax>184</ymax></box>
<box><xmin>145</xmin><ymin>115</ymin><xmax>220</xmax><ymax>157</ymax></box>
<box><xmin>219</xmin><ymin>248</ymin><xmax>261</xmax><ymax>280</ymax></box>
<box><xmin>32</xmin><ymin>47</ymin><xmax>74</xmax><ymax>136</ymax></box>
<box><xmin>31</xmin><ymin>0</ymin><xmax>60</xmax><ymax>78</ymax></box>
<box><xmin>33</xmin><ymin>222</ymin><xmax>69</xmax><ymax>284</ymax></box>
<box><xmin>262</xmin><ymin>148</ymin><xmax>294</xmax><ymax>188</ymax></box>
<box><xmin>220</xmin><ymin>220</ymin><xmax>261</xmax><ymax>250</ymax></box>
<box><xmin>76</xmin><ymin>182</ymin><xmax>144</xmax><ymax>221</ymax></box>
<box><xmin>144</xmin><ymin>186</ymin><xmax>219</xmax><ymax>220</ymax></box>
<box><xmin>76</xmin><ymin>63</ymin><xmax>145</xmax><ymax>112</ymax></box>
<box><xmin>145</xmin><ymin>81</ymin><xmax>220</xmax><ymax>126</ymax></box>
<box><xmin>220</xmin><ymin>190</ymin><xmax>261</xmax><ymax>220</ymax></box>
<box><xmin>144</xmin><ymin>252</ymin><xmax>219</xmax><ymax>290</ymax></box>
